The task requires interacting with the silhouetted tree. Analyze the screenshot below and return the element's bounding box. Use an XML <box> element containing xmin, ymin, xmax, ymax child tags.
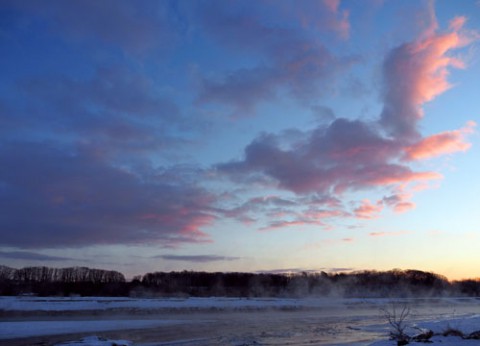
<box><xmin>1</xmin><ymin>266</ymin><xmax>477</xmax><ymax>298</ymax></box>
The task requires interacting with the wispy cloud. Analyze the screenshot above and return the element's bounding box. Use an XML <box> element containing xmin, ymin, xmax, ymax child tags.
<box><xmin>221</xmin><ymin>192</ymin><xmax>351</xmax><ymax>232</ymax></box>
<box><xmin>259</xmin><ymin>219</ymin><xmax>324</xmax><ymax>232</ymax></box>
<box><xmin>154</xmin><ymin>255</ymin><xmax>241</xmax><ymax>263</ymax></box>
<box><xmin>354</xmin><ymin>200</ymin><xmax>383</xmax><ymax>220</ymax></box>
<box><xmin>257</xmin><ymin>267</ymin><xmax>354</xmax><ymax>274</ymax></box>
<box><xmin>369</xmin><ymin>231</ymin><xmax>410</xmax><ymax>237</ymax></box>
<box><xmin>0</xmin><ymin>251</ymin><xmax>71</xmax><ymax>261</ymax></box>
<box><xmin>404</xmin><ymin>121</ymin><xmax>476</xmax><ymax>160</ymax></box>
<box><xmin>382</xmin><ymin>193</ymin><xmax>416</xmax><ymax>213</ymax></box>
<box><xmin>195</xmin><ymin>0</ymin><xmax>355</xmax><ymax>116</ymax></box>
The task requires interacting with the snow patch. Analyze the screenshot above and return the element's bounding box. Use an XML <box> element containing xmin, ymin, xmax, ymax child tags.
<box><xmin>369</xmin><ymin>314</ymin><xmax>480</xmax><ymax>345</ymax></box>
<box><xmin>54</xmin><ymin>335</ymin><xmax>132</xmax><ymax>346</ymax></box>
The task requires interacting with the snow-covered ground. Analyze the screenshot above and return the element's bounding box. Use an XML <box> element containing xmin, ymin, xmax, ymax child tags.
<box><xmin>1</xmin><ymin>296</ymin><xmax>480</xmax><ymax>345</ymax></box>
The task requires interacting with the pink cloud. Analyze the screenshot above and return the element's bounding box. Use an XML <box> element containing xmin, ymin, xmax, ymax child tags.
<box><xmin>449</xmin><ymin>16</ymin><xmax>467</xmax><ymax>32</ymax></box>
<box><xmin>354</xmin><ymin>200</ymin><xmax>383</xmax><ymax>219</ymax></box>
<box><xmin>382</xmin><ymin>193</ymin><xmax>416</xmax><ymax>213</ymax></box>
<box><xmin>404</xmin><ymin>122</ymin><xmax>476</xmax><ymax>160</ymax></box>
<box><xmin>380</xmin><ymin>15</ymin><xmax>473</xmax><ymax>139</ymax></box>
<box><xmin>393</xmin><ymin>201</ymin><xmax>416</xmax><ymax>213</ymax></box>
<box><xmin>323</xmin><ymin>0</ymin><xmax>341</xmax><ymax>12</ymax></box>
<box><xmin>368</xmin><ymin>170</ymin><xmax>442</xmax><ymax>186</ymax></box>
<box><xmin>369</xmin><ymin>230</ymin><xmax>410</xmax><ymax>237</ymax></box>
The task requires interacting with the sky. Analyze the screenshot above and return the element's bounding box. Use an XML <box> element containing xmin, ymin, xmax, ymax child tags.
<box><xmin>1</xmin><ymin>0</ymin><xmax>480</xmax><ymax>281</ymax></box>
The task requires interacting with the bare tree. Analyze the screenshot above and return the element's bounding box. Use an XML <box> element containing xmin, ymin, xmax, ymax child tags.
<box><xmin>381</xmin><ymin>303</ymin><xmax>411</xmax><ymax>345</ymax></box>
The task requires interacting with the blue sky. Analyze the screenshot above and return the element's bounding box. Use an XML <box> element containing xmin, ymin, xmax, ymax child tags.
<box><xmin>1</xmin><ymin>0</ymin><xmax>479</xmax><ymax>280</ymax></box>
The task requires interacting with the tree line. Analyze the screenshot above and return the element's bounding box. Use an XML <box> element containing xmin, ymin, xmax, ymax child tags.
<box><xmin>1</xmin><ymin>265</ymin><xmax>479</xmax><ymax>297</ymax></box>
<box><xmin>0</xmin><ymin>265</ymin><xmax>127</xmax><ymax>296</ymax></box>
<box><xmin>0</xmin><ymin>265</ymin><xmax>125</xmax><ymax>283</ymax></box>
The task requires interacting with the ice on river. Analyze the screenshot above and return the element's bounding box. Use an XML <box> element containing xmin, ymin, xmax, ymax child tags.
<box><xmin>1</xmin><ymin>296</ymin><xmax>480</xmax><ymax>345</ymax></box>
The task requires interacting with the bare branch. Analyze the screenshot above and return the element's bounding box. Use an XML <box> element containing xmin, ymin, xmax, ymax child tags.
<box><xmin>381</xmin><ymin>303</ymin><xmax>411</xmax><ymax>343</ymax></box>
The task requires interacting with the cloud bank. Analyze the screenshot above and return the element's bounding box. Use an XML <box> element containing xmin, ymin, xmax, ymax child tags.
<box><xmin>0</xmin><ymin>1</ymin><xmax>477</xmax><ymax>254</ymax></box>
<box><xmin>218</xmin><ymin>14</ymin><xmax>476</xmax><ymax>229</ymax></box>
<box><xmin>0</xmin><ymin>142</ymin><xmax>216</xmax><ymax>248</ymax></box>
